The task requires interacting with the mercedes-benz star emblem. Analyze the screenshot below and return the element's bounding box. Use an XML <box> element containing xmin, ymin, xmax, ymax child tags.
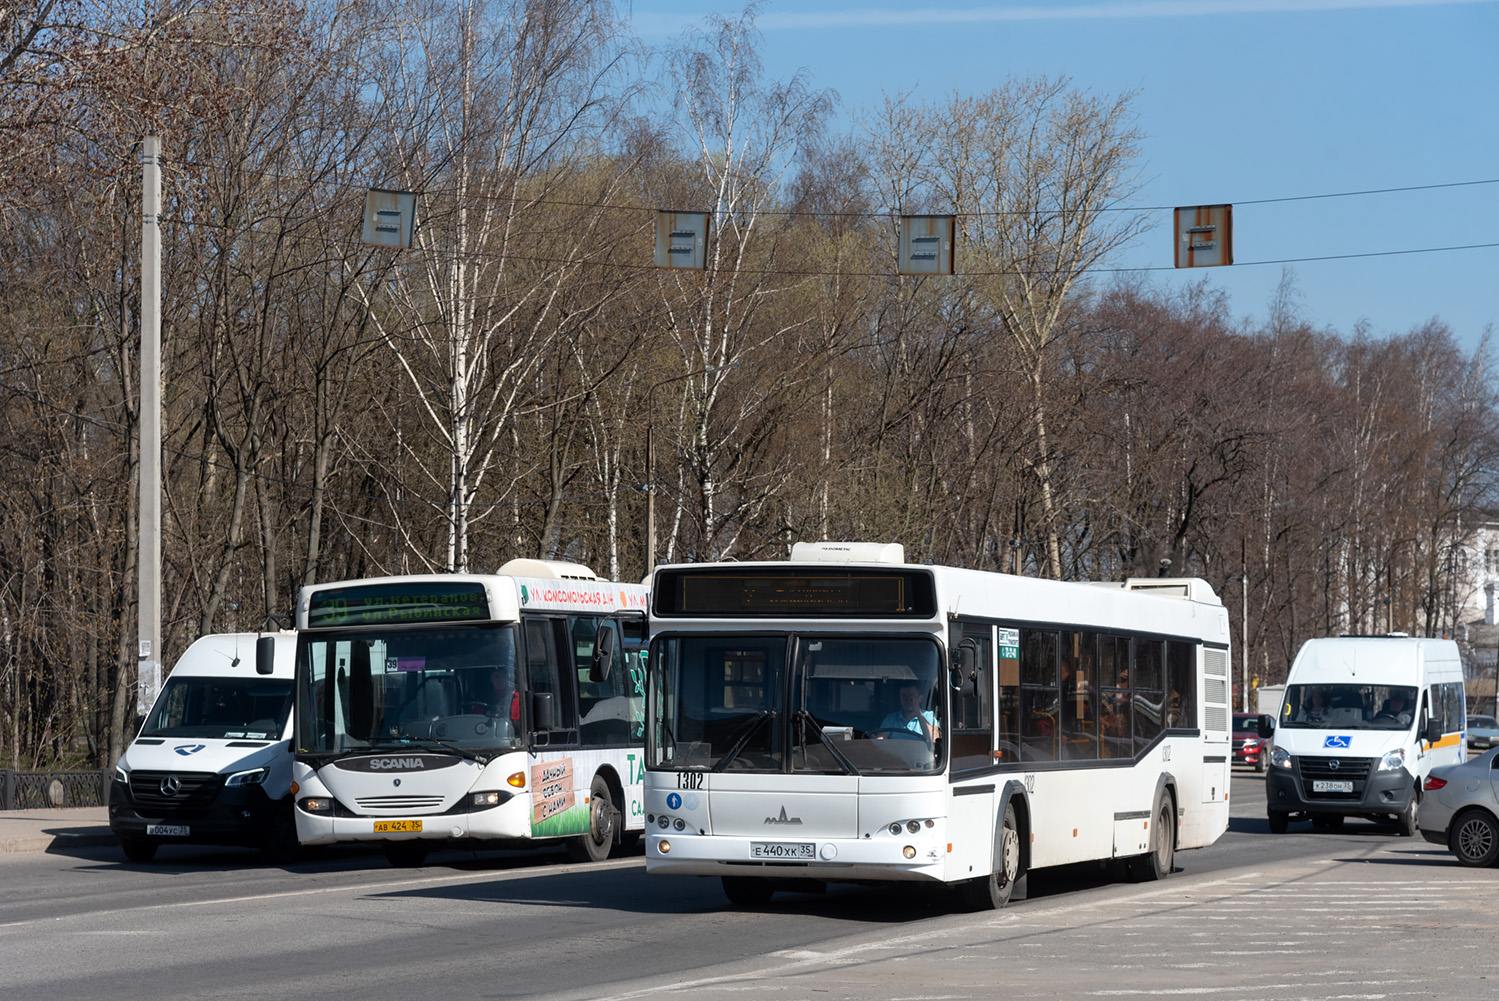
<box><xmin>159</xmin><ymin>775</ymin><xmax>181</xmax><ymax>796</ymax></box>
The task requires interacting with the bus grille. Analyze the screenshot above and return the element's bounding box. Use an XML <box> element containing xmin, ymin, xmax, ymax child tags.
<box><xmin>354</xmin><ymin>795</ymin><xmax>446</xmax><ymax>811</ymax></box>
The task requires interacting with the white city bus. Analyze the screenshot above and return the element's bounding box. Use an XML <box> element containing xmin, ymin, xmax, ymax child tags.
<box><xmin>643</xmin><ymin>542</ymin><xmax>1232</xmax><ymax>909</ymax></box>
<box><xmin>283</xmin><ymin>559</ymin><xmax>649</xmax><ymax>867</ymax></box>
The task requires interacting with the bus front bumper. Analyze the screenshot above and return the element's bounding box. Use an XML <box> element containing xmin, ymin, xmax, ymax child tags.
<box><xmin>644</xmin><ymin>830</ymin><xmax>950</xmax><ymax>882</ymax></box>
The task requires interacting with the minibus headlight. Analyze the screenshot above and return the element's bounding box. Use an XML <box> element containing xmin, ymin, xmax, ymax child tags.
<box><xmin>1271</xmin><ymin>745</ymin><xmax>1292</xmax><ymax>769</ymax></box>
<box><xmin>1378</xmin><ymin>748</ymin><xmax>1407</xmax><ymax>772</ymax></box>
<box><xmin>225</xmin><ymin>767</ymin><xmax>268</xmax><ymax>787</ymax></box>
<box><xmin>113</xmin><ymin>765</ymin><xmax>128</xmax><ymax>784</ymax></box>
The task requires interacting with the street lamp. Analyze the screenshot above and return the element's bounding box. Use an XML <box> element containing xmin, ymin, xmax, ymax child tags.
<box><xmin>644</xmin><ymin>362</ymin><xmax>737</xmax><ymax>576</ymax></box>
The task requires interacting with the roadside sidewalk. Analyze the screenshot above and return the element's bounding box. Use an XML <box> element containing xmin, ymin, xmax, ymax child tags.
<box><xmin>0</xmin><ymin>807</ymin><xmax>115</xmax><ymax>854</ymax></box>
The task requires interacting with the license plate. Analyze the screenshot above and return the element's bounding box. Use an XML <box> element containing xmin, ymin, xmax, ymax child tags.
<box><xmin>145</xmin><ymin>824</ymin><xmax>189</xmax><ymax>837</ymax></box>
<box><xmin>373</xmin><ymin>819</ymin><xmax>423</xmax><ymax>833</ymax></box>
<box><xmin>1312</xmin><ymin>780</ymin><xmax>1353</xmax><ymax>793</ymax></box>
<box><xmin>750</xmin><ymin>841</ymin><xmax>815</xmax><ymax>860</ymax></box>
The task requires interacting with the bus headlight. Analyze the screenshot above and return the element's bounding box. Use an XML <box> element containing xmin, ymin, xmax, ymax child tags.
<box><xmin>1378</xmin><ymin>748</ymin><xmax>1407</xmax><ymax>772</ymax></box>
<box><xmin>300</xmin><ymin>797</ymin><xmax>334</xmax><ymax>814</ymax></box>
<box><xmin>225</xmin><ymin>767</ymin><xmax>268</xmax><ymax>787</ymax></box>
<box><xmin>1271</xmin><ymin>745</ymin><xmax>1292</xmax><ymax>769</ymax></box>
<box><xmin>471</xmin><ymin>791</ymin><xmax>506</xmax><ymax>808</ymax></box>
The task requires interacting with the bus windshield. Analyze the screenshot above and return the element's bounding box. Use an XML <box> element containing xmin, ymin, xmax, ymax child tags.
<box><xmin>1280</xmin><ymin>683</ymin><xmax>1419</xmax><ymax>730</ymax></box>
<box><xmin>141</xmin><ymin>677</ymin><xmax>292</xmax><ymax>740</ymax></box>
<box><xmin>295</xmin><ymin>624</ymin><xmax>522</xmax><ymax>755</ymax></box>
<box><xmin>649</xmin><ymin>634</ymin><xmax>945</xmax><ymax>775</ymax></box>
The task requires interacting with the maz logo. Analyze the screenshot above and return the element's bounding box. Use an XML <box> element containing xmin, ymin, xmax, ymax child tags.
<box><xmin>764</xmin><ymin>806</ymin><xmax>802</xmax><ymax>825</ymax></box>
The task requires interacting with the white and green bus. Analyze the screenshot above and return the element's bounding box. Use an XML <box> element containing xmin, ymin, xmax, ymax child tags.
<box><xmin>643</xmin><ymin>542</ymin><xmax>1232</xmax><ymax>909</ymax></box>
<box><xmin>284</xmin><ymin>559</ymin><xmax>649</xmax><ymax>867</ymax></box>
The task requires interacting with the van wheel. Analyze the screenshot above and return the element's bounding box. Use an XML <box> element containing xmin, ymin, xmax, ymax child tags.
<box><xmin>1267</xmin><ymin>810</ymin><xmax>1289</xmax><ymax>834</ymax></box>
<box><xmin>959</xmin><ymin>802</ymin><xmax>1021</xmax><ymax>911</ymax></box>
<box><xmin>1450</xmin><ymin>809</ymin><xmax>1499</xmax><ymax>867</ymax></box>
<box><xmin>1396</xmin><ymin>791</ymin><xmax>1418</xmax><ymax>837</ymax></box>
<box><xmin>120</xmin><ymin>838</ymin><xmax>157</xmax><ymax>863</ymax></box>
<box><xmin>384</xmin><ymin>842</ymin><xmax>429</xmax><ymax>868</ymax></box>
<box><xmin>260</xmin><ymin>804</ymin><xmax>299</xmax><ymax>864</ymax></box>
<box><xmin>565</xmin><ymin>775</ymin><xmax>616</xmax><ymax>863</ymax></box>
<box><xmin>722</xmin><ymin>876</ymin><xmax>775</xmax><ymax>907</ymax></box>
<box><xmin>1127</xmin><ymin>795</ymin><xmax>1175</xmax><ymax>882</ymax></box>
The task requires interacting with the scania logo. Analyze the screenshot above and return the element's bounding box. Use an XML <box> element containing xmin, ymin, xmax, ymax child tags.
<box><xmin>158</xmin><ymin>775</ymin><xmax>181</xmax><ymax>797</ymax></box>
<box><xmin>370</xmin><ymin>757</ymin><xmax>426</xmax><ymax>770</ymax></box>
<box><xmin>764</xmin><ymin>806</ymin><xmax>802</xmax><ymax>825</ymax></box>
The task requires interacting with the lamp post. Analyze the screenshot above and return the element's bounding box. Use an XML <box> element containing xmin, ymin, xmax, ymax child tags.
<box><xmin>644</xmin><ymin>362</ymin><xmax>737</xmax><ymax>576</ymax></box>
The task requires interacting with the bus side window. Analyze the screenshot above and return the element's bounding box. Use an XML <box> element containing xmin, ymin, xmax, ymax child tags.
<box><xmin>524</xmin><ymin>617</ymin><xmax>578</xmax><ymax>740</ymax></box>
<box><xmin>576</xmin><ymin>617</ymin><xmax>630</xmax><ymax>746</ymax></box>
<box><xmin>949</xmin><ymin>622</ymin><xmax>993</xmax><ymax>772</ymax></box>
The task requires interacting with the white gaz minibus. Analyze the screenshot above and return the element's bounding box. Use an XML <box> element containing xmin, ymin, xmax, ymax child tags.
<box><xmin>643</xmin><ymin>542</ymin><xmax>1233</xmax><ymax>909</ymax></box>
<box><xmin>1266</xmin><ymin>634</ymin><xmax>1465</xmax><ymax>835</ymax></box>
<box><xmin>286</xmin><ymin>560</ymin><xmax>648</xmax><ymax>866</ymax></box>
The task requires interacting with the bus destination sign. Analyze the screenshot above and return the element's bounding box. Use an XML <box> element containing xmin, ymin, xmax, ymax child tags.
<box><xmin>307</xmin><ymin>582</ymin><xmax>490</xmax><ymax>628</ymax></box>
<box><xmin>655</xmin><ymin>568</ymin><xmax>935</xmax><ymax>617</ymax></box>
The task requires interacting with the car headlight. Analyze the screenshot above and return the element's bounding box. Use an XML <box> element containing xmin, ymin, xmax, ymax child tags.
<box><xmin>1377</xmin><ymin>748</ymin><xmax>1406</xmax><ymax>772</ymax></box>
<box><xmin>225</xmin><ymin>767</ymin><xmax>269</xmax><ymax>787</ymax></box>
<box><xmin>114</xmin><ymin>765</ymin><xmax>128</xmax><ymax>784</ymax></box>
<box><xmin>1271</xmin><ymin>745</ymin><xmax>1292</xmax><ymax>769</ymax></box>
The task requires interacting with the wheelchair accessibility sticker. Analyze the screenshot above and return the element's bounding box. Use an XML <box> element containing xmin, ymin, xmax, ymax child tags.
<box><xmin>1322</xmin><ymin>735</ymin><xmax>1352</xmax><ymax>749</ymax></box>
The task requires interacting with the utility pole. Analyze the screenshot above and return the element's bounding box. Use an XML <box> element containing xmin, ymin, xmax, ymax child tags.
<box><xmin>1241</xmin><ymin>537</ymin><xmax>1249</xmax><ymax>712</ymax></box>
<box><xmin>137</xmin><ymin>136</ymin><xmax>162</xmax><ymax>714</ymax></box>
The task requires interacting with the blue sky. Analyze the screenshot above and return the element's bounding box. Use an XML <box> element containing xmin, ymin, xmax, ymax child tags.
<box><xmin>627</xmin><ymin>0</ymin><xmax>1499</xmax><ymax>353</ymax></box>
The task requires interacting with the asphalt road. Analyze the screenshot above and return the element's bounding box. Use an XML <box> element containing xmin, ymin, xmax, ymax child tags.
<box><xmin>4</xmin><ymin>769</ymin><xmax>1496</xmax><ymax>1001</ymax></box>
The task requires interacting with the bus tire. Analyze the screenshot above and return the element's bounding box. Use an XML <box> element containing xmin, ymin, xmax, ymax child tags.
<box><xmin>1449</xmin><ymin>809</ymin><xmax>1499</xmax><ymax>867</ymax></box>
<box><xmin>1396</xmin><ymin>789</ymin><xmax>1418</xmax><ymax>837</ymax></box>
<box><xmin>722</xmin><ymin>876</ymin><xmax>774</xmax><ymax>907</ymax></box>
<box><xmin>566</xmin><ymin>774</ymin><xmax>616</xmax><ymax>863</ymax></box>
<box><xmin>384</xmin><ymin>842</ymin><xmax>428</xmax><ymax>868</ymax></box>
<box><xmin>1127</xmin><ymin>794</ymin><xmax>1175</xmax><ymax>882</ymax></box>
<box><xmin>959</xmin><ymin>802</ymin><xmax>1020</xmax><ymax>911</ymax></box>
<box><xmin>120</xmin><ymin>838</ymin><xmax>157</xmax><ymax>863</ymax></box>
<box><xmin>1267</xmin><ymin>810</ymin><xmax>1289</xmax><ymax>834</ymax></box>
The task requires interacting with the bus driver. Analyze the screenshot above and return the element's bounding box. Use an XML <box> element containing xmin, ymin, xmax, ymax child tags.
<box><xmin>878</xmin><ymin>680</ymin><xmax>940</xmax><ymax>741</ymax></box>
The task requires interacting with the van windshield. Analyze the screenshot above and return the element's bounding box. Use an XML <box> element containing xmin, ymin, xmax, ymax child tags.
<box><xmin>141</xmin><ymin>677</ymin><xmax>293</xmax><ymax>740</ymax></box>
<box><xmin>1280</xmin><ymin>683</ymin><xmax>1418</xmax><ymax>730</ymax></box>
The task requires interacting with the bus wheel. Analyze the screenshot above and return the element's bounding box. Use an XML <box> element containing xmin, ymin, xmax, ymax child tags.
<box><xmin>1267</xmin><ymin>810</ymin><xmax>1289</xmax><ymax>834</ymax></box>
<box><xmin>722</xmin><ymin>876</ymin><xmax>775</xmax><ymax>907</ymax></box>
<box><xmin>959</xmin><ymin>802</ymin><xmax>1020</xmax><ymax>911</ymax></box>
<box><xmin>384</xmin><ymin>842</ymin><xmax>429</xmax><ymax>868</ymax></box>
<box><xmin>1127</xmin><ymin>795</ymin><xmax>1175</xmax><ymax>882</ymax></box>
<box><xmin>120</xmin><ymin>838</ymin><xmax>157</xmax><ymax>863</ymax></box>
<box><xmin>1396</xmin><ymin>791</ymin><xmax>1418</xmax><ymax>837</ymax></box>
<box><xmin>1450</xmin><ymin>809</ymin><xmax>1499</xmax><ymax>867</ymax></box>
<box><xmin>566</xmin><ymin>775</ymin><xmax>616</xmax><ymax>863</ymax></box>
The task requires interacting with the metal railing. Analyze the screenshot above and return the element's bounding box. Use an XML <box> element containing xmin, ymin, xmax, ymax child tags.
<box><xmin>0</xmin><ymin>769</ymin><xmax>109</xmax><ymax>811</ymax></box>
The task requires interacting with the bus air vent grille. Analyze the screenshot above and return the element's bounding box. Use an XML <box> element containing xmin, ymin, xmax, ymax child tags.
<box><xmin>355</xmin><ymin>795</ymin><xmax>446</xmax><ymax>811</ymax></box>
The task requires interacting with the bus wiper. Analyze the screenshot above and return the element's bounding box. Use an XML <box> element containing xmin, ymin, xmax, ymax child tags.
<box><xmin>712</xmin><ymin>711</ymin><xmax>776</xmax><ymax>773</ymax></box>
<box><xmin>797</xmin><ymin>710</ymin><xmax>859</xmax><ymax>775</ymax></box>
<box><xmin>375</xmin><ymin>736</ymin><xmax>491</xmax><ymax>764</ymax></box>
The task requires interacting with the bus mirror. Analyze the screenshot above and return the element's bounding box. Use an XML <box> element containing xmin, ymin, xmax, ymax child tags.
<box><xmin>590</xmin><ymin>627</ymin><xmax>616</xmax><ymax>683</ymax></box>
<box><xmin>1424</xmin><ymin>719</ymin><xmax>1443</xmax><ymax>744</ymax></box>
<box><xmin>532</xmin><ymin>692</ymin><xmax>555</xmax><ymax>731</ymax></box>
<box><xmin>951</xmin><ymin>640</ymin><xmax>977</xmax><ymax>690</ymax></box>
<box><xmin>255</xmin><ymin>636</ymin><xmax>276</xmax><ymax>676</ymax></box>
<box><xmin>1257</xmin><ymin>715</ymin><xmax>1274</xmax><ymax>739</ymax></box>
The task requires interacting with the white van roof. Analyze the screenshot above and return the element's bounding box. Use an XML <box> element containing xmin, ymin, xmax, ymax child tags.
<box><xmin>1288</xmin><ymin>635</ymin><xmax>1460</xmax><ymax>686</ymax></box>
<box><xmin>169</xmin><ymin>632</ymin><xmax>296</xmax><ymax>680</ymax></box>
